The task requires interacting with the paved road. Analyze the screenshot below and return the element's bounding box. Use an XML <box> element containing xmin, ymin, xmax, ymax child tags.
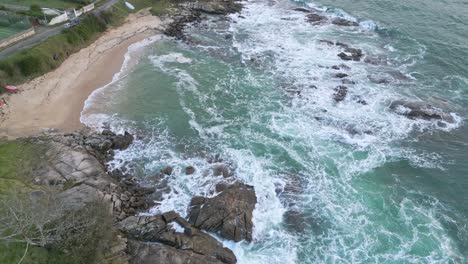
<box><xmin>0</xmin><ymin>25</ymin><xmax>66</xmax><ymax>60</ymax></box>
<box><xmin>0</xmin><ymin>0</ymin><xmax>119</xmax><ymax>60</ymax></box>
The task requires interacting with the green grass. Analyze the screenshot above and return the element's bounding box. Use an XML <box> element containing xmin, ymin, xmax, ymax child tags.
<box><xmin>0</xmin><ymin>0</ymin><xmax>85</xmax><ymax>10</ymax></box>
<box><xmin>0</xmin><ymin>26</ymin><xmax>24</xmax><ymax>40</ymax></box>
<box><xmin>0</xmin><ymin>0</ymin><xmax>182</xmax><ymax>90</ymax></box>
<box><xmin>0</xmin><ymin>140</ymin><xmax>44</xmax><ymax>194</ymax></box>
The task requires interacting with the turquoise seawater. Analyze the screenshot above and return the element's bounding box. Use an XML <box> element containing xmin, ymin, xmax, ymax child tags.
<box><xmin>81</xmin><ymin>0</ymin><xmax>468</xmax><ymax>262</ymax></box>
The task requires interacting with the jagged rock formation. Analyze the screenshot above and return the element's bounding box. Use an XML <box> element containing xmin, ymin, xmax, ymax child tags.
<box><xmin>119</xmin><ymin>213</ymin><xmax>236</xmax><ymax>264</ymax></box>
<box><xmin>389</xmin><ymin>100</ymin><xmax>455</xmax><ymax>123</ymax></box>
<box><xmin>188</xmin><ymin>183</ymin><xmax>257</xmax><ymax>242</ymax></box>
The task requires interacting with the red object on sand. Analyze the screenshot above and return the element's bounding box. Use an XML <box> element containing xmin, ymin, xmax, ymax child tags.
<box><xmin>0</xmin><ymin>101</ymin><xmax>5</xmax><ymax>107</ymax></box>
<box><xmin>4</xmin><ymin>85</ymin><xmax>18</xmax><ymax>93</ymax></box>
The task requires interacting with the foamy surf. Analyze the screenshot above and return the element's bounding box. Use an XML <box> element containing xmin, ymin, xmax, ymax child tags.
<box><xmin>79</xmin><ymin>0</ymin><xmax>466</xmax><ymax>262</ymax></box>
<box><xmin>80</xmin><ymin>35</ymin><xmax>163</xmax><ymax>129</ymax></box>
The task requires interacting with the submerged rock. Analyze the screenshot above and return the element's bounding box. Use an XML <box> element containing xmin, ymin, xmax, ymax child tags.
<box><xmin>333</xmin><ymin>85</ymin><xmax>348</xmax><ymax>102</ymax></box>
<box><xmin>389</xmin><ymin>100</ymin><xmax>455</xmax><ymax>123</ymax></box>
<box><xmin>338</xmin><ymin>47</ymin><xmax>363</xmax><ymax>61</ymax></box>
<box><xmin>335</xmin><ymin>73</ymin><xmax>349</xmax><ymax>78</ymax></box>
<box><xmin>332</xmin><ymin>18</ymin><xmax>359</xmax><ymax>26</ymax></box>
<box><xmin>306</xmin><ymin>13</ymin><xmax>327</xmax><ymax>24</ymax></box>
<box><xmin>188</xmin><ymin>183</ymin><xmax>257</xmax><ymax>242</ymax></box>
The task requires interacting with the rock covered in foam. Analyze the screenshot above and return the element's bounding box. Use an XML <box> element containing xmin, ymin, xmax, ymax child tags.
<box><xmin>389</xmin><ymin>100</ymin><xmax>455</xmax><ymax>123</ymax></box>
<box><xmin>332</xmin><ymin>18</ymin><xmax>359</xmax><ymax>26</ymax></box>
<box><xmin>188</xmin><ymin>182</ymin><xmax>257</xmax><ymax>242</ymax></box>
<box><xmin>333</xmin><ymin>85</ymin><xmax>348</xmax><ymax>102</ymax></box>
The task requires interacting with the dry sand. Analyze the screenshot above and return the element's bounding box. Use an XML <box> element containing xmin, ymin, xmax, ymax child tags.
<box><xmin>0</xmin><ymin>10</ymin><xmax>163</xmax><ymax>139</ymax></box>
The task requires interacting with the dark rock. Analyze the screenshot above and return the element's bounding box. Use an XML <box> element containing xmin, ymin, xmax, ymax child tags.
<box><xmin>185</xmin><ymin>166</ymin><xmax>196</xmax><ymax>175</ymax></box>
<box><xmin>389</xmin><ymin>100</ymin><xmax>455</xmax><ymax>123</ymax></box>
<box><xmin>112</xmin><ymin>132</ymin><xmax>134</xmax><ymax>150</ymax></box>
<box><xmin>338</xmin><ymin>47</ymin><xmax>363</xmax><ymax>61</ymax></box>
<box><xmin>102</xmin><ymin>129</ymin><xmax>115</xmax><ymax>136</ymax></box>
<box><xmin>293</xmin><ymin>7</ymin><xmax>312</xmax><ymax>13</ymax></box>
<box><xmin>319</xmin><ymin>39</ymin><xmax>334</xmax><ymax>46</ymax></box>
<box><xmin>283</xmin><ymin>210</ymin><xmax>310</xmax><ymax>233</ymax></box>
<box><xmin>332</xmin><ymin>18</ymin><xmax>358</xmax><ymax>26</ymax></box>
<box><xmin>121</xmin><ymin>214</ymin><xmax>236</xmax><ymax>264</ymax></box>
<box><xmin>163</xmin><ymin>166</ymin><xmax>173</xmax><ymax>175</ymax></box>
<box><xmin>162</xmin><ymin>211</ymin><xmax>179</xmax><ymax>223</ymax></box>
<box><xmin>127</xmin><ymin>240</ymin><xmax>232</xmax><ymax>264</ymax></box>
<box><xmin>188</xmin><ymin>183</ymin><xmax>257</xmax><ymax>242</ymax></box>
<box><xmin>215</xmin><ymin>182</ymin><xmax>227</xmax><ymax>193</ymax></box>
<box><xmin>191</xmin><ymin>1</ymin><xmax>242</xmax><ymax>15</ymax></box>
<box><xmin>212</xmin><ymin>164</ymin><xmax>232</xmax><ymax>178</ymax></box>
<box><xmin>331</xmin><ymin>65</ymin><xmax>340</xmax><ymax>70</ymax></box>
<box><xmin>306</xmin><ymin>13</ymin><xmax>327</xmax><ymax>24</ymax></box>
<box><xmin>335</xmin><ymin>42</ymin><xmax>349</xmax><ymax>48</ymax></box>
<box><xmin>338</xmin><ymin>52</ymin><xmax>352</xmax><ymax>61</ymax></box>
<box><xmin>333</xmin><ymin>86</ymin><xmax>348</xmax><ymax>102</ymax></box>
<box><xmin>334</xmin><ymin>73</ymin><xmax>349</xmax><ymax>78</ymax></box>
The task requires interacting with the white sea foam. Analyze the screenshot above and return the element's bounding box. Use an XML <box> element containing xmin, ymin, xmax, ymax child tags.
<box><xmin>80</xmin><ymin>35</ymin><xmax>163</xmax><ymax>128</ymax></box>
<box><xmin>81</xmin><ymin>0</ymin><xmax>465</xmax><ymax>263</ymax></box>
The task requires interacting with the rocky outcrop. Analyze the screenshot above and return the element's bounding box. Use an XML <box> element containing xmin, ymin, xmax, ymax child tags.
<box><xmin>119</xmin><ymin>213</ymin><xmax>236</xmax><ymax>264</ymax></box>
<box><xmin>188</xmin><ymin>183</ymin><xmax>257</xmax><ymax>242</ymax></box>
<box><xmin>164</xmin><ymin>0</ymin><xmax>242</xmax><ymax>40</ymax></box>
<box><xmin>128</xmin><ymin>241</ymin><xmax>229</xmax><ymax>264</ymax></box>
<box><xmin>306</xmin><ymin>13</ymin><xmax>327</xmax><ymax>24</ymax></box>
<box><xmin>190</xmin><ymin>1</ymin><xmax>242</xmax><ymax>15</ymax></box>
<box><xmin>332</xmin><ymin>18</ymin><xmax>358</xmax><ymax>26</ymax></box>
<box><xmin>333</xmin><ymin>85</ymin><xmax>348</xmax><ymax>102</ymax></box>
<box><xmin>338</xmin><ymin>47</ymin><xmax>363</xmax><ymax>61</ymax></box>
<box><xmin>389</xmin><ymin>100</ymin><xmax>455</xmax><ymax>123</ymax></box>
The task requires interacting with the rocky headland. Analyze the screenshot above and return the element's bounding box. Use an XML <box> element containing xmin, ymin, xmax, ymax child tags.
<box><xmin>5</xmin><ymin>127</ymin><xmax>256</xmax><ymax>263</ymax></box>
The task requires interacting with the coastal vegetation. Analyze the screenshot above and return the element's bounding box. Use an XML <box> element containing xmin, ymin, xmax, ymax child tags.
<box><xmin>0</xmin><ymin>0</ymin><xmax>89</xmax><ymax>10</ymax></box>
<box><xmin>0</xmin><ymin>3</ymin><xmax>130</xmax><ymax>91</ymax></box>
<box><xmin>0</xmin><ymin>139</ymin><xmax>118</xmax><ymax>263</ymax></box>
<box><xmin>0</xmin><ymin>0</ymin><xmax>172</xmax><ymax>92</ymax></box>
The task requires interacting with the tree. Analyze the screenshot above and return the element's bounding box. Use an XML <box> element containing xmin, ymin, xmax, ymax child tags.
<box><xmin>0</xmin><ymin>189</ymin><xmax>112</xmax><ymax>264</ymax></box>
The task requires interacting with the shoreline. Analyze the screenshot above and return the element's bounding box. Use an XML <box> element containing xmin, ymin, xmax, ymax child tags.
<box><xmin>0</xmin><ymin>9</ymin><xmax>163</xmax><ymax>139</ymax></box>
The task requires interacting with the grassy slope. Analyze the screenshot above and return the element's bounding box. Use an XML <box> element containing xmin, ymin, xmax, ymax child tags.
<box><xmin>0</xmin><ymin>9</ymin><xmax>122</xmax><ymax>88</ymax></box>
<box><xmin>0</xmin><ymin>0</ymin><xmax>81</xmax><ymax>10</ymax></box>
<box><xmin>0</xmin><ymin>0</ymin><xmax>163</xmax><ymax>89</ymax></box>
<box><xmin>0</xmin><ymin>140</ymin><xmax>51</xmax><ymax>263</ymax></box>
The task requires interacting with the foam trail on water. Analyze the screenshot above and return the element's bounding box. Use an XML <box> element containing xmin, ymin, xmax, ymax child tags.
<box><xmin>80</xmin><ymin>35</ymin><xmax>163</xmax><ymax>129</ymax></box>
<box><xmin>80</xmin><ymin>0</ymin><xmax>465</xmax><ymax>262</ymax></box>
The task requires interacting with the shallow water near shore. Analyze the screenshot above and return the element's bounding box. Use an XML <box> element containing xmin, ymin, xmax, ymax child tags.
<box><xmin>81</xmin><ymin>0</ymin><xmax>468</xmax><ymax>262</ymax></box>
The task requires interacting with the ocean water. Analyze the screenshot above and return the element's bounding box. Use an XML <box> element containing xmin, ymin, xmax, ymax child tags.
<box><xmin>81</xmin><ymin>0</ymin><xmax>468</xmax><ymax>262</ymax></box>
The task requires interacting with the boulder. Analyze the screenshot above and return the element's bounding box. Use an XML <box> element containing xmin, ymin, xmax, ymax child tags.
<box><xmin>188</xmin><ymin>183</ymin><xmax>257</xmax><ymax>242</ymax></box>
<box><xmin>191</xmin><ymin>1</ymin><xmax>242</xmax><ymax>15</ymax></box>
<box><xmin>338</xmin><ymin>47</ymin><xmax>363</xmax><ymax>61</ymax></box>
<box><xmin>112</xmin><ymin>132</ymin><xmax>134</xmax><ymax>150</ymax></box>
<box><xmin>334</xmin><ymin>73</ymin><xmax>349</xmax><ymax>78</ymax></box>
<box><xmin>119</xmin><ymin>214</ymin><xmax>236</xmax><ymax>264</ymax></box>
<box><xmin>389</xmin><ymin>100</ymin><xmax>455</xmax><ymax>123</ymax></box>
<box><xmin>332</xmin><ymin>18</ymin><xmax>358</xmax><ymax>26</ymax></box>
<box><xmin>185</xmin><ymin>166</ymin><xmax>196</xmax><ymax>175</ymax></box>
<box><xmin>333</xmin><ymin>86</ymin><xmax>348</xmax><ymax>102</ymax></box>
<box><xmin>306</xmin><ymin>13</ymin><xmax>327</xmax><ymax>24</ymax></box>
<box><xmin>128</xmin><ymin>241</ymin><xmax>228</xmax><ymax>264</ymax></box>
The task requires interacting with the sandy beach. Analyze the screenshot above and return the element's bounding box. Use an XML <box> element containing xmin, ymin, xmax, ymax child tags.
<box><xmin>0</xmin><ymin>9</ymin><xmax>163</xmax><ymax>139</ymax></box>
